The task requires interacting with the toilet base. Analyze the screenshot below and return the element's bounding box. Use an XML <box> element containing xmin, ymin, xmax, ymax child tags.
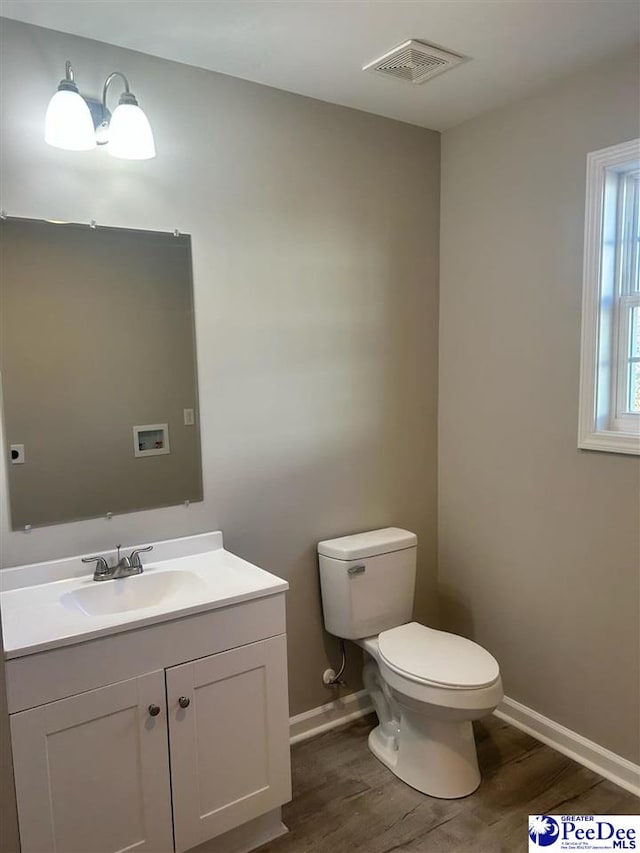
<box><xmin>368</xmin><ymin>709</ymin><xmax>481</xmax><ymax>799</ymax></box>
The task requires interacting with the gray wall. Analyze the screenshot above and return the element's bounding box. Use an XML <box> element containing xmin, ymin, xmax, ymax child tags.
<box><xmin>439</xmin><ymin>47</ymin><xmax>640</xmax><ymax>763</ymax></box>
<box><xmin>2</xmin><ymin>220</ymin><xmax>201</xmax><ymax>528</ymax></box>
<box><xmin>0</xmin><ymin>19</ymin><xmax>440</xmax><ymax>718</ymax></box>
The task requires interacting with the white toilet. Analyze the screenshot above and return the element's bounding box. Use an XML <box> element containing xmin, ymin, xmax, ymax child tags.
<box><xmin>317</xmin><ymin>527</ymin><xmax>503</xmax><ymax>799</ymax></box>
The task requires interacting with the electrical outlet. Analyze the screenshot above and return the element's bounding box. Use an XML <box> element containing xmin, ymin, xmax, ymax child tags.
<box><xmin>10</xmin><ymin>444</ymin><xmax>25</xmax><ymax>464</ymax></box>
<box><xmin>183</xmin><ymin>408</ymin><xmax>195</xmax><ymax>426</ymax></box>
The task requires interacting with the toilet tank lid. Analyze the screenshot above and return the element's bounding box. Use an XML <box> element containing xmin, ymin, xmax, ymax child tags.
<box><xmin>317</xmin><ymin>527</ymin><xmax>417</xmax><ymax>560</ymax></box>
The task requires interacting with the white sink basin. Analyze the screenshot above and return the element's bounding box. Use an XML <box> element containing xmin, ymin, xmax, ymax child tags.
<box><xmin>0</xmin><ymin>532</ymin><xmax>289</xmax><ymax>658</ymax></box>
<box><xmin>62</xmin><ymin>570</ymin><xmax>207</xmax><ymax>616</ymax></box>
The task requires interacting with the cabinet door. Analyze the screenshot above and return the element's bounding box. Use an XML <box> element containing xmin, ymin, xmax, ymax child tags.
<box><xmin>167</xmin><ymin>634</ymin><xmax>291</xmax><ymax>852</ymax></box>
<box><xmin>10</xmin><ymin>670</ymin><xmax>173</xmax><ymax>853</ymax></box>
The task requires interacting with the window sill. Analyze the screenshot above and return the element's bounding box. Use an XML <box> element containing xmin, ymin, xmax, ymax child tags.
<box><xmin>578</xmin><ymin>429</ymin><xmax>640</xmax><ymax>455</ymax></box>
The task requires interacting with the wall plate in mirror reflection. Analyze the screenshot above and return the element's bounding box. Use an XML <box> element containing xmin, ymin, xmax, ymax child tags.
<box><xmin>133</xmin><ymin>424</ymin><xmax>170</xmax><ymax>457</ymax></box>
<box><xmin>10</xmin><ymin>444</ymin><xmax>25</xmax><ymax>464</ymax></box>
<box><xmin>0</xmin><ymin>216</ymin><xmax>204</xmax><ymax>530</ymax></box>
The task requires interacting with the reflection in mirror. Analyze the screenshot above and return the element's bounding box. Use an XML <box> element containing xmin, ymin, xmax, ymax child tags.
<box><xmin>1</xmin><ymin>217</ymin><xmax>203</xmax><ymax>529</ymax></box>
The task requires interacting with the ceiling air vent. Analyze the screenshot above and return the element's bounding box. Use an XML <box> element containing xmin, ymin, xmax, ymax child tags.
<box><xmin>363</xmin><ymin>40</ymin><xmax>464</xmax><ymax>85</ymax></box>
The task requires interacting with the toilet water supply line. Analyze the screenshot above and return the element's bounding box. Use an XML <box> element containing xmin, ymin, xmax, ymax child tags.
<box><xmin>323</xmin><ymin>639</ymin><xmax>347</xmax><ymax>686</ymax></box>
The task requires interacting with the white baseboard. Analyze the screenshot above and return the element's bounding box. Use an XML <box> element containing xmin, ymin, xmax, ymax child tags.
<box><xmin>289</xmin><ymin>689</ymin><xmax>373</xmax><ymax>745</ymax></box>
<box><xmin>495</xmin><ymin>696</ymin><xmax>640</xmax><ymax>798</ymax></box>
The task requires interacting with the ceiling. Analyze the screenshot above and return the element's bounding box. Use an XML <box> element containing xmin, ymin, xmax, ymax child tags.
<box><xmin>1</xmin><ymin>0</ymin><xmax>638</xmax><ymax>130</ymax></box>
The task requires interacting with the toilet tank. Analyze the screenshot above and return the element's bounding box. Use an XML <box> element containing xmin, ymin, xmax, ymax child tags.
<box><xmin>317</xmin><ymin>528</ymin><xmax>417</xmax><ymax>640</ymax></box>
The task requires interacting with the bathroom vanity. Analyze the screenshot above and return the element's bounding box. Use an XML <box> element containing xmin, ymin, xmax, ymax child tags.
<box><xmin>1</xmin><ymin>532</ymin><xmax>291</xmax><ymax>853</ymax></box>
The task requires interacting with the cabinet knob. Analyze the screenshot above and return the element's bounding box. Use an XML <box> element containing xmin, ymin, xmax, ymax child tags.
<box><xmin>178</xmin><ymin>696</ymin><xmax>190</xmax><ymax>709</ymax></box>
<box><xmin>148</xmin><ymin>704</ymin><xmax>161</xmax><ymax>717</ymax></box>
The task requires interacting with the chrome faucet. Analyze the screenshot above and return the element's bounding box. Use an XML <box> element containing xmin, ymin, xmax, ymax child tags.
<box><xmin>82</xmin><ymin>544</ymin><xmax>154</xmax><ymax>582</ymax></box>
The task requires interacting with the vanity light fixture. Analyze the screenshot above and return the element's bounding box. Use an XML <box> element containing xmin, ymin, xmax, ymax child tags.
<box><xmin>45</xmin><ymin>60</ymin><xmax>156</xmax><ymax>160</ymax></box>
<box><xmin>44</xmin><ymin>62</ymin><xmax>96</xmax><ymax>151</ymax></box>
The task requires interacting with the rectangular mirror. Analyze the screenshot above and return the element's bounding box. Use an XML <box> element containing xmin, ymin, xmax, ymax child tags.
<box><xmin>1</xmin><ymin>217</ymin><xmax>203</xmax><ymax>529</ymax></box>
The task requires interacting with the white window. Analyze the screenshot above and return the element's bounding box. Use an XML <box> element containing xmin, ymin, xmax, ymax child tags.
<box><xmin>578</xmin><ymin>139</ymin><xmax>640</xmax><ymax>455</ymax></box>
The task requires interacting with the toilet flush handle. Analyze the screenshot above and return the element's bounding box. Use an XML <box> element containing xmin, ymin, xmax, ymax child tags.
<box><xmin>347</xmin><ymin>564</ymin><xmax>366</xmax><ymax>576</ymax></box>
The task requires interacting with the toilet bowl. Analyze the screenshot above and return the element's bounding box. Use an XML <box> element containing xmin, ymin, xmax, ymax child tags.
<box><xmin>317</xmin><ymin>528</ymin><xmax>503</xmax><ymax>799</ymax></box>
<box><xmin>358</xmin><ymin>625</ymin><xmax>502</xmax><ymax>798</ymax></box>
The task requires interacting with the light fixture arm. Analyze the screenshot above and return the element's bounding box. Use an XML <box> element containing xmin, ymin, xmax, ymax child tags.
<box><xmin>102</xmin><ymin>71</ymin><xmax>139</xmax><ymax>110</ymax></box>
<box><xmin>57</xmin><ymin>60</ymin><xmax>80</xmax><ymax>93</ymax></box>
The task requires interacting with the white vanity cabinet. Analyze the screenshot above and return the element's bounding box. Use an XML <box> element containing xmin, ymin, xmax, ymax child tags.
<box><xmin>167</xmin><ymin>635</ymin><xmax>290</xmax><ymax>852</ymax></box>
<box><xmin>6</xmin><ymin>591</ymin><xmax>291</xmax><ymax>853</ymax></box>
<box><xmin>10</xmin><ymin>671</ymin><xmax>174</xmax><ymax>853</ymax></box>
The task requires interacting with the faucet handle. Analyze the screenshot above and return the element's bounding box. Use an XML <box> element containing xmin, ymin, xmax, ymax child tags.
<box><xmin>81</xmin><ymin>555</ymin><xmax>109</xmax><ymax>576</ymax></box>
<box><xmin>129</xmin><ymin>545</ymin><xmax>153</xmax><ymax>568</ymax></box>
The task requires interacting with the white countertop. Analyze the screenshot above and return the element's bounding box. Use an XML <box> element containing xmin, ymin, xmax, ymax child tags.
<box><xmin>0</xmin><ymin>532</ymin><xmax>288</xmax><ymax>659</ymax></box>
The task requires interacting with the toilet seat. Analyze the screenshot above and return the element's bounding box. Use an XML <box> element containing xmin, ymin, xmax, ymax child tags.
<box><xmin>378</xmin><ymin>622</ymin><xmax>500</xmax><ymax>690</ymax></box>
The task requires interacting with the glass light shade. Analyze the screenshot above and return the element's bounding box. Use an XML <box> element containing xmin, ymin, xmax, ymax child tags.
<box><xmin>106</xmin><ymin>103</ymin><xmax>156</xmax><ymax>160</ymax></box>
<box><xmin>44</xmin><ymin>89</ymin><xmax>96</xmax><ymax>151</ymax></box>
